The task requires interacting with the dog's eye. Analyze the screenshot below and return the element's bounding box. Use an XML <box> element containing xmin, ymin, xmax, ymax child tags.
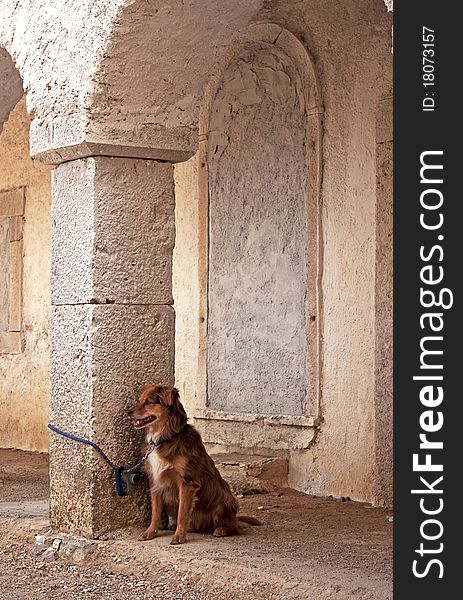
<box><xmin>145</xmin><ymin>397</ymin><xmax>159</xmax><ymax>406</ymax></box>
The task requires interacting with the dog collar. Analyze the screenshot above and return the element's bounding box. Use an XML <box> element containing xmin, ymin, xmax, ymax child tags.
<box><xmin>147</xmin><ymin>423</ymin><xmax>187</xmax><ymax>449</ymax></box>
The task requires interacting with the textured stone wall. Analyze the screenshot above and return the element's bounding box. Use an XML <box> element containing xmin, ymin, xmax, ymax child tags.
<box><xmin>49</xmin><ymin>157</ymin><xmax>176</xmax><ymax>536</ymax></box>
<box><xmin>0</xmin><ymin>97</ymin><xmax>52</xmax><ymax>452</ymax></box>
<box><xmin>207</xmin><ymin>38</ymin><xmax>309</xmax><ymax>416</ymax></box>
<box><xmin>258</xmin><ymin>0</ymin><xmax>392</xmax><ymax>503</ymax></box>
<box><xmin>51</xmin><ymin>158</ymin><xmax>175</xmax><ymax>306</ymax></box>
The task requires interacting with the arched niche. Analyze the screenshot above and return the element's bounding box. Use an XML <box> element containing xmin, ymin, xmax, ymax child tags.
<box><xmin>195</xmin><ymin>24</ymin><xmax>323</xmax><ymax>447</ymax></box>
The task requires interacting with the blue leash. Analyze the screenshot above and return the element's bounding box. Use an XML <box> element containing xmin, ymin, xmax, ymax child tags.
<box><xmin>48</xmin><ymin>423</ymin><xmax>154</xmax><ymax>496</ymax></box>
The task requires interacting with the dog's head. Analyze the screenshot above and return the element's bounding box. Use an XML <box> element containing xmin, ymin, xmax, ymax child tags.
<box><xmin>127</xmin><ymin>384</ymin><xmax>187</xmax><ymax>436</ymax></box>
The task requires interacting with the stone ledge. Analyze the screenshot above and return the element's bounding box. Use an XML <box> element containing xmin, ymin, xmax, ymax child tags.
<box><xmin>30</xmin><ymin>114</ymin><xmax>196</xmax><ymax>165</ymax></box>
<box><xmin>212</xmin><ymin>453</ymin><xmax>288</xmax><ymax>495</ymax></box>
<box><xmin>194</xmin><ymin>414</ymin><xmax>316</xmax><ymax>453</ymax></box>
<box><xmin>32</xmin><ymin>140</ymin><xmax>195</xmax><ymax>165</ymax></box>
<box><xmin>194</xmin><ymin>411</ymin><xmax>317</xmax><ymax>451</ymax></box>
<box><xmin>195</xmin><ymin>409</ymin><xmax>319</xmax><ymax>428</ymax></box>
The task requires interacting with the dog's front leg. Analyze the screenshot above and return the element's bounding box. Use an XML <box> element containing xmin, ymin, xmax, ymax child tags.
<box><xmin>170</xmin><ymin>481</ymin><xmax>199</xmax><ymax>545</ymax></box>
<box><xmin>139</xmin><ymin>490</ymin><xmax>163</xmax><ymax>541</ymax></box>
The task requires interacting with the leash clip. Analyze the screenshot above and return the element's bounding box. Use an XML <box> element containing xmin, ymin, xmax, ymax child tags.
<box><xmin>114</xmin><ymin>467</ymin><xmax>143</xmax><ymax>497</ymax></box>
<box><xmin>114</xmin><ymin>467</ymin><xmax>127</xmax><ymax>497</ymax></box>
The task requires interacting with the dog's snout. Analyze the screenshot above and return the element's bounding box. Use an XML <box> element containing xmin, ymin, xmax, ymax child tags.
<box><xmin>126</xmin><ymin>407</ymin><xmax>134</xmax><ymax>416</ymax></box>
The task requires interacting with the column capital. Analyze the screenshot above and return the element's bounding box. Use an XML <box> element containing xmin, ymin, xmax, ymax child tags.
<box><xmin>30</xmin><ymin>113</ymin><xmax>197</xmax><ymax>165</ymax></box>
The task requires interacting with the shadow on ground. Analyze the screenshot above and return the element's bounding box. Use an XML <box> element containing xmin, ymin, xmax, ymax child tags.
<box><xmin>0</xmin><ymin>449</ymin><xmax>392</xmax><ymax>600</ymax></box>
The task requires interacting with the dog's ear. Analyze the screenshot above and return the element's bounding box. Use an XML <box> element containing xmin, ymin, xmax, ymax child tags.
<box><xmin>161</xmin><ymin>386</ymin><xmax>187</xmax><ymax>432</ymax></box>
<box><xmin>161</xmin><ymin>387</ymin><xmax>180</xmax><ymax>406</ymax></box>
<box><xmin>139</xmin><ymin>384</ymin><xmax>154</xmax><ymax>393</ymax></box>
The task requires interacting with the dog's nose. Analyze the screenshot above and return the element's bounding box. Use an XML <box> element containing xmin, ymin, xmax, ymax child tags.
<box><xmin>126</xmin><ymin>407</ymin><xmax>133</xmax><ymax>417</ymax></box>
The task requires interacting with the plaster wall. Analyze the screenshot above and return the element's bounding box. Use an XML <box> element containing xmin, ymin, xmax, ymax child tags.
<box><xmin>173</xmin><ymin>155</ymin><xmax>201</xmax><ymax>415</ymax></box>
<box><xmin>0</xmin><ymin>97</ymin><xmax>52</xmax><ymax>452</ymax></box>
<box><xmin>374</xmin><ymin>97</ymin><xmax>393</xmax><ymax>507</ymax></box>
<box><xmin>207</xmin><ymin>37</ymin><xmax>309</xmax><ymax>417</ymax></box>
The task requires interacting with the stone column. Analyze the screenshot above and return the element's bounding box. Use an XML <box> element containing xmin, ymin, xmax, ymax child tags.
<box><xmin>49</xmin><ymin>156</ymin><xmax>175</xmax><ymax>537</ymax></box>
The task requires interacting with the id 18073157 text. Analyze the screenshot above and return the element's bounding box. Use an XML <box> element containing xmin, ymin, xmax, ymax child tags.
<box><xmin>422</xmin><ymin>26</ymin><xmax>436</xmax><ymax>112</ymax></box>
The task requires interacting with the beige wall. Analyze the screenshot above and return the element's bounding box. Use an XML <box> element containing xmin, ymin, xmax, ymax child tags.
<box><xmin>174</xmin><ymin>0</ymin><xmax>392</xmax><ymax>504</ymax></box>
<box><xmin>173</xmin><ymin>155</ymin><xmax>202</xmax><ymax>411</ymax></box>
<box><xmin>0</xmin><ymin>97</ymin><xmax>51</xmax><ymax>452</ymax></box>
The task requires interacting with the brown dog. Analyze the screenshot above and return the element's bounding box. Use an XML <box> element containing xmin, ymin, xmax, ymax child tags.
<box><xmin>128</xmin><ymin>384</ymin><xmax>260</xmax><ymax>544</ymax></box>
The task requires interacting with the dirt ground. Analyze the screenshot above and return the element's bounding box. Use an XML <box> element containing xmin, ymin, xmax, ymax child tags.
<box><xmin>0</xmin><ymin>448</ymin><xmax>49</xmax><ymax>501</ymax></box>
<box><xmin>0</xmin><ymin>450</ymin><xmax>392</xmax><ymax>599</ymax></box>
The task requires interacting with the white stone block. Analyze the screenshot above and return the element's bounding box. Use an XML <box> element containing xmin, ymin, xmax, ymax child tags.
<box><xmin>49</xmin><ymin>303</ymin><xmax>174</xmax><ymax>536</ymax></box>
<box><xmin>51</xmin><ymin>157</ymin><xmax>175</xmax><ymax>305</ymax></box>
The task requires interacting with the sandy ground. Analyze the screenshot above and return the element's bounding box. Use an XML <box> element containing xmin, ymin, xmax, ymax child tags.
<box><xmin>0</xmin><ymin>448</ymin><xmax>49</xmax><ymax>501</ymax></box>
<box><xmin>0</xmin><ymin>449</ymin><xmax>392</xmax><ymax>599</ymax></box>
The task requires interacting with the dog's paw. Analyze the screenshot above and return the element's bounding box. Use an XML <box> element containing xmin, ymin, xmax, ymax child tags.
<box><xmin>170</xmin><ymin>533</ymin><xmax>186</xmax><ymax>545</ymax></box>
<box><xmin>138</xmin><ymin>528</ymin><xmax>158</xmax><ymax>541</ymax></box>
<box><xmin>213</xmin><ymin>527</ymin><xmax>228</xmax><ymax>537</ymax></box>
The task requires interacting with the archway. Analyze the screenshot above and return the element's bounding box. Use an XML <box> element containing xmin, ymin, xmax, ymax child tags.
<box><xmin>0</xmin><ymin>47</ymin><xmax>52</xmax><ymax>453</ymax></box>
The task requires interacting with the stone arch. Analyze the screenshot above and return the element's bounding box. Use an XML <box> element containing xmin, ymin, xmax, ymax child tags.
<box><xmin>0</xmin><ymin>1</ymin><xmax>265</xmax><ymax>163</ymax></box>
<box><xmin>1</xmin><ymin>1</ymin><xmax>390</xmax><ymax>162</ymax></box>
<box><xmin>0</xmin><ymin>45</ymin><xmax>52</xmax><ymax>451</ymax></box>
<box><xmin>81</xmin><ymin>0</ymin><xmax>265</xmax><ymax>162</ymax></box>
<box><xmin>194</xmin><ymin>23</ymin><xmax>323</xmax><ymax>447</ymax></box>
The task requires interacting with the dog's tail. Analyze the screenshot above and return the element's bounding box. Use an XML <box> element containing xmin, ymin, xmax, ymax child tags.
<box><xmin>237</xmin><ymin>515</ymin><xmax>262</xmax><ymax>526</ymax></box>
